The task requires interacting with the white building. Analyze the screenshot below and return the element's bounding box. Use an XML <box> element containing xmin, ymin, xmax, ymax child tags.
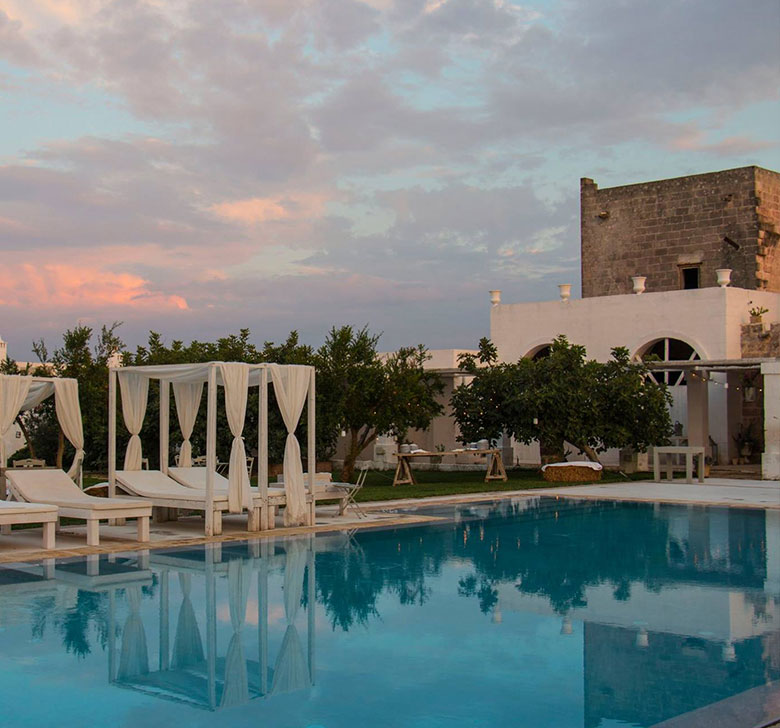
<box><xmin>489</xmin><ymin>285</ymin><xmax>780</xmax><ymax>472</ymax></box>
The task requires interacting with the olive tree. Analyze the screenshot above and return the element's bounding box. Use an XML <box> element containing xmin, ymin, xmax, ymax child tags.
<box><xmin>316</xmin><ymin>326</ymin><xmax>443</xmax><ymax>481</ymax></box>
<box><xmin>452</xmin><ymin>336</ymin><xmax>672</xmax><ymax>464</ymax></box>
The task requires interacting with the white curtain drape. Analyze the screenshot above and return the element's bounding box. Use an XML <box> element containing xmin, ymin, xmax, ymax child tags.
<box><xmin>20</xmin><ymin>380</ymin><xmax>54</xmax><ymax>412</ymax></box>
<box><xmin>271</xmin><ymin>541</ymin><xmax>310</xmax><ymax>694</ymax></box>
<box><xmin>172</xmin><ymin>382</ymin><xmax>203</xmax><ymax>467</ymax></box>
<box><xmin>119</xmin><ymin>372</ymin><xmax>149</xmax><ymax>471</ymax></box>
<box><xmin>219</xmin><ymin>364</ymin><xmax>252</xmax><ymax>513</ymax></box>
<box><xmin>221</xmin><ymin>560</ymin><xmax>250</xmax><ymax>708</ymax></box>
<box><xmin>52</xmin><ymin>378</ymin><xmax>85</xmax><ymax>480</ymax></box>
<box><xmin>118</xmin><ymin>586</ymin><xmax>149</xmax><ymax>679</ymax></box>
<box><xmin>171</xmin><ymin>573</ymin><xmax>204</xmax><ymax>668</ymax></box>
<box><xmin>269</xmin><ymin>366</ymin><xmax>311</xmax><ymax>527</ymax></box>
<box><xmin>0</xmin><ymin>375</ymin><xmax>31</xmax><ymax>465</ymax></box>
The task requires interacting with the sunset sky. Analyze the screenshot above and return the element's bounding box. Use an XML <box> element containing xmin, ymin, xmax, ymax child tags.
<box><xmin>1</xmin><ymin>0</ymin><xmax>779</xmax><ymax>358</ymax></box>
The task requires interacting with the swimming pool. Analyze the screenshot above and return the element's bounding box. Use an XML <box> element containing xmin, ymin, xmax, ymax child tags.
<box><xmin>0</xmin><ymin>497</ymin><xmax>777</xmax><ymax>727</ymax></box>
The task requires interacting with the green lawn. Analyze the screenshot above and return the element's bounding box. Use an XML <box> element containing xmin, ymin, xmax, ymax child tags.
<box><xmin>81</xmin><ymin>468</ymin><xmax>652</xmax><ymax>505</ymax></box>
<box><xmin>350</xmin><ymin>467</ymin><xmax>651</xmax><ymax>502</ymax></box>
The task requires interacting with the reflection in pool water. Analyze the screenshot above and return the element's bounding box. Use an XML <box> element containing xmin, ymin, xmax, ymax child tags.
<box><xmin>0</xmin><ymin>497</ymin><xmax>778</xmax><ymax>727</ymax></box>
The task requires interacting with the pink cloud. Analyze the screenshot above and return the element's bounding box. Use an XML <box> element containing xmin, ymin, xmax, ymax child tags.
<box><xmin>210</xmin><ymin>194</ymin><xmax>328</xmax><ymax>225</ymax></box>
<box><xmin>670</xmin><ymin>130</ymin><xmax>775</xmax><ymax>156</ymax></box>
<box><xmin>0</xmin><ymin>262</ymin><xmax>188</xmax><ymax>311</ymax></box>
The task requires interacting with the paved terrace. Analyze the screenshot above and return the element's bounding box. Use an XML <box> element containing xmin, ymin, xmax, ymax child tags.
<box><xmin>0</xmin><ymin>477</ymin><xmax>777</xmax><ymax>564</ymax></box>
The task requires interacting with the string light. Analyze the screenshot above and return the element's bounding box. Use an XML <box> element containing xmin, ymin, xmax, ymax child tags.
<box><xmin>684</xmin><ymin>370</ymin><xmax>762</xmax><ymax>393</ymax></box>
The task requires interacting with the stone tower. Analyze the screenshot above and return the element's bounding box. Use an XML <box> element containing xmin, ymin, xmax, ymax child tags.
<box><xmin>580</xmin><ymin>166</ymin><xmax>780</xmax><ymax>297</ymax></box>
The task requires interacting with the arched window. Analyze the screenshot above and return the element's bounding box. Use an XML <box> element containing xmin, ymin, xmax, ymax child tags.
<box><xmin>526</xmin><ymin>344</ymin><xmax>552</xmax><ymax>361</ymax></box>
<box><xmin>637</xmin><ymin>338</ymin><xmax>700</xmax><ymax>386</ymax></box>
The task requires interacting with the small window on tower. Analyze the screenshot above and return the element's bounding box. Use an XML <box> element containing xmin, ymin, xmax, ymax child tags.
<box><xmin>681</xmin><ymin>267</ymin><xmax>700</xmax><ymax>290</ymax></box>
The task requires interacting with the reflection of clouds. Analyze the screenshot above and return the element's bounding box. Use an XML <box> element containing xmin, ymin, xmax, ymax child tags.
<box><xmin>217</xmin><ymin>599</ymin><xmax>285</xmax><ymax>627</ymax></box>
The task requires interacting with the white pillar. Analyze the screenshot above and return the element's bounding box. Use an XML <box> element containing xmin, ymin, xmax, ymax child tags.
<box><xmin>159</xmin><ymin>380</ymin><xmax>169</xmax><ymax>474</ymax></box>
<box><xmin>108</xmin><ymin>369</ymin><xmax>117</xmax><ymax>498</ymax></box>
<box><xmin>260</xmin><ymin>368</ymin><xmax>268</xmax><ymax>528</ymax></box>
<box><xmin>205</xmin><ymin>365</ymin><xmax>217</xmax><ymax>536</ymax></box>
<box><xmin>761</xmin><ymin>361</ymin><xmax>780</xmax><ymax>480</ymax></box>
<box><xmin>307</xmin><ymin>369</ymin><xmax>316</xmax><ymax>526</ymax></box>
<box><xmin>686</xmin><ymin>369</ymin><xmax>709</xmax><ymax>450</ymax></box>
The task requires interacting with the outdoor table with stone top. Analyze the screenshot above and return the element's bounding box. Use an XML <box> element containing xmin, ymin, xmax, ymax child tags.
<box><xmin>653</xmin><ymin>446</ymin><xmax>705</xmax><ymax>484</ymax></box>
<box><xmin>392</xmin><ymin>448</ymin><xmax>508</xmax><ymax>487</ymax></box>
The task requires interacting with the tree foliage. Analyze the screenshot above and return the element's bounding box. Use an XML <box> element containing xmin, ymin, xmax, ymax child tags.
<box><xmin>316</xmin><ymin>326</ymin><xmax>443</xmax><ymax>481</ymax></box>
<box><xmin>451</xmin><ymin>335</ymin><xmax>672</xmax><ymax>463</ymax></box>
<box><xmin>10</xmin><ymin>324</ymin><xmax>441</xmax><ymax>480</ymax></box>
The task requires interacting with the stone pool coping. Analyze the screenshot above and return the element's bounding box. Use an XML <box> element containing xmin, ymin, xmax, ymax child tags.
<box><xmin>1</xmin><ymin>477</ymin><xmax>777</xmax><ymax>564</ymax></box>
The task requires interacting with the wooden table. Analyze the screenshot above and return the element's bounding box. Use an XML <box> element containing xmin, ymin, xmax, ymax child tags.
<box><xmin>392</xmin><ymin>449</ymin><xmax>508</xmax><ymax>487</ymax></box>
<box><xmin>653</xmin><ymin>446</ymin><xmax>705</xmax><ymax>484</ymax></box>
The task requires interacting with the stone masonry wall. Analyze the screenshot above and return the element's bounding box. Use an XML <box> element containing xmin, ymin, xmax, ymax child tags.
<box><xmin>581</xmin><ymin>166</ymin><xmax>780</xmax><ymax>298</ymax></box>
<box><xmin>741</xmin><ymin>321</ymin><xmax>780</xmax><ymax>358</ymax></box>
<box><xmin>756</xmin><ymin>167</ymin><xmax>780</xmax><ymax>292</ymax></box>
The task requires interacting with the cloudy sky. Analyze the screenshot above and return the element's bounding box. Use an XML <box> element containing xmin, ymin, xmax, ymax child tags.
<box><xmin>1</xmin><ymin>0</ymin><xmax>779</xmax><ymax>358</ymax></box>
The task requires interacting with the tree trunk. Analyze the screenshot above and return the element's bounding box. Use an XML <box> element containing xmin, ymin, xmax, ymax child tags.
<box><xmin>342</xmin><ymin>430</ymin><xmax>360</xmax><ymax>483</ymax></box>
<box><xmin>342</xmin><ymin>427</ymin><xmax>379</xmax><ymax>482</ymax></box>
<box><xmin>14</xmin><ymin>415</ymin><xmax>35</xmax><ymax>458</ymax></box>
<box><xmin>579</xmin><ymin>443</ymin><xmax>602</xmax><ymax>465</ymax></box>
<box><xmin>56</xmin><ymin>428</ymin><xmax>65</xmax><ymax>469</ymax></box>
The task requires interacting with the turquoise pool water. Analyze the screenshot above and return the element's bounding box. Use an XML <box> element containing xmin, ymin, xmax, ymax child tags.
<box><xmin>0</xmin><ymin>497</ymin><xmax>777</xmax><ymax>727</ymax></box>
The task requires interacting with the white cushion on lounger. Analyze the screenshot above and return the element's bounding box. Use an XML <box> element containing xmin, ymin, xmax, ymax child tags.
<box><xmin>540</xmin><ymin>461</ymin><xmax>603</xmax><ymax>472</ymax></box>
<box><xmin>0</xmin><ymin>501</ymin><xmax>57</xmax><ymax>516</ymax></box>
<box><xmin>7</xmin><ymin>469</ymin><xmax>150</xmax><ymax>511</ymax></box>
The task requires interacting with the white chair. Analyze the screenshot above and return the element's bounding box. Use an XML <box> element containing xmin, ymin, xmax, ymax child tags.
<box><xmin>12</xmin><ymin>458</ymin><xmax>46</xmax><ymax>468</ymax></box>
<box><xmin>331</xmin><ymin>466</ymin><xmax>368</xmax><ymax>518</ymax></box>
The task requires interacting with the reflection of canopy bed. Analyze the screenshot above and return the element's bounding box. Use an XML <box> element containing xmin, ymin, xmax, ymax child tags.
<box><xmin>108</xmin><ymin>362</ymin><xmax>317</xmax><ymax>536</ymax></box>
<box><xmin>108</xmin><ymin>538</ymin><xmax>316</xmax><ymax>711</ymax></box>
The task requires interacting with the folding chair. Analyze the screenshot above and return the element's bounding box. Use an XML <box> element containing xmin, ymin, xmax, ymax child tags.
<box><xmin>333</xmin><ymin>465</ymin><xmax>369</xmax><ymax>518</ymax></box>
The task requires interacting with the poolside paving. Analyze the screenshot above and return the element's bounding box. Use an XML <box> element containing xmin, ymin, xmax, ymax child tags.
<box><xmin>1</xmin><ymin>477</ymin><xmax>778</xmax><ymax>563</ymax></box>
<box><xmin>0</xmin><ymin>507</ymin><xmax>442</xmax><ymax>564</ymax></box>
<box><xmin>527</xmin><ymin>477</ymin><xmax>780</xmax><ymax>510</ymax></box>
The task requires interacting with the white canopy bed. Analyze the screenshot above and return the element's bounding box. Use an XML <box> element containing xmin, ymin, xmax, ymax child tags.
<box><xmin>0</xmin><ymin>374</ymin><xmax>152</xmax><ymax>546</ymax></box>
<box><xmin>0</xmin><ymin>374</ymin><xmax>85</xmax><ymax>488</ymax></box>
<box><xmin>108</xmin><ymin>362</ymin><xmax>318</xmax><ymax>536</ymax></box>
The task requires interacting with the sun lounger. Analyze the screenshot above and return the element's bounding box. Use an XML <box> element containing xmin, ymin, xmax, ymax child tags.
<box><xmin>5</xmin><ymin>469</ymin><xmax>151</xmax><ymax>547</ymax></box>
<box><xmin>168</xmin><ymin>466</ymin><xmax>286</xmax><ymax>498</ymax></box>
<box><xmin>167</xmin><ymin>466</ymin><xmax>289</xmax><ymax>531</ymax></box>
<box><xmin>115</xmin><ymin>469</ymin><xmax>230</xmax><ymax>535</ymax></box>
<box><xmin>0</xmin><ymin>500</ymin><xmax>58</xmax><ymax>549</ymax></box>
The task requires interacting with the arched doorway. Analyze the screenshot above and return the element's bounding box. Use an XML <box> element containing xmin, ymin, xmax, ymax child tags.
<box><xmin>635</xmin><ymin>337</ymin><xmax>701</xmax><ymax>436</ymax></box>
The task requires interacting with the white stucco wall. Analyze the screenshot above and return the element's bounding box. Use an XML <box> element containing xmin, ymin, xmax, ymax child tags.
<box><xmin>490</xmin><ymin>286</ymin><xmax>780</xmax><ymax>467</ymax></box>
<box><xmin>490</xmin><ymin>286</ymin><xmax>780</xmax><ymax>363</ymax></box>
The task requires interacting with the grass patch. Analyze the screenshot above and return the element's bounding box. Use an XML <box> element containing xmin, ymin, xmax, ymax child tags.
<box><xmin>79</xmin><ymin>468</ymin><xmax>653</xmax><ymax>506</ymax></box>
<box><xmin>350</xmin><ymin>467</ymin><xmax>652</xmax><ymax>503</ymax></box>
